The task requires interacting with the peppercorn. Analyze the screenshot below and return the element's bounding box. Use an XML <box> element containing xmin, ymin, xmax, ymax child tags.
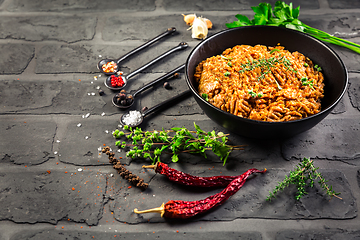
<box><xmin>163</xmin><ymin>82</ymin><xmax>171</xmax><ymax>89</ymax></box>
<box><xmin>98</xmin><ymin>89</ymin><xmax>105</xmax><ymax>96</ymax></box>
<box><xmin>102</xmin><ymin>146</ymin><xmax>148</xmax><ymax>190</ymax></box>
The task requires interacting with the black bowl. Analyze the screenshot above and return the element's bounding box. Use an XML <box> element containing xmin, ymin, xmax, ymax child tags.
<box><xmin>185</xmin><ymin>26</ymin><xmax>348</xmax><ymax>139</ymax></box>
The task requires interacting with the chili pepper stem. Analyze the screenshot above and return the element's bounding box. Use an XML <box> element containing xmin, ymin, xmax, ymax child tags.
<box><xmin>134</xmin><ymin>203</ymin><xmax>165</xmax><ymax>217</ymax></box>
<box><xmin>142</xmin><ymin>163</ymin><xmax>158</xmax><ymax>170</ymax></box>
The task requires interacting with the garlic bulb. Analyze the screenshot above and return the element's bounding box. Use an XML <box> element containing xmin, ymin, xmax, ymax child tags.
<box><xmin>191</xmin><ymin>17</ymin><xmax>208</xmax><ymax>40</ymax></box>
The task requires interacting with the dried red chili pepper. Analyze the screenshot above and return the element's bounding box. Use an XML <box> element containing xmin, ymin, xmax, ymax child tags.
<box><xmin>143</xmin><ymin>162</ymin><xmax>241</xmax><ymax>187</ymax></box>
<box><xmin>134</xmin><ymin>168</ymin><xmax>266</xmax><ymax>219</ymax></box>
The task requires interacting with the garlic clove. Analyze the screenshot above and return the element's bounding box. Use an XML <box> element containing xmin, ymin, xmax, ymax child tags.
<box><xmin>182</xmin><ymin>14</ymin><xmax>196</xmax><ymax>26</ymax></box>
<box><xmin>203</xmin><ymin>18</ymin><xmax>213</xmax><ymax>29</ymax></box>
<box><xmin>191</xmin><ymin>17</ymin><xmax>208</xmax><ymax>39</ymax></box>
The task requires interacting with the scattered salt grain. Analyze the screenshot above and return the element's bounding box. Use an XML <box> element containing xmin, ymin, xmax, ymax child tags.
<box><xmin>54</xmin><ymin>151</ymin><xmax>58</xmax><ymax>155</ymax></box>
<box><xmin>122</xmin><ymin>110</ymin><xmax>142</xmax><ymax>126</ymax></box>
<box><xmin>77</xmin><ymin>123</ymin><xmax>82</xmax><ymax>127</ymax></box>
<box><xmin>101</xmin><ymin>112</ymin><xmax>106</xmax><ymax>116</ymax></box>
<box><xmin>85</xmin><ymin>136</ymin><xmax>89</xmax><ymax>140</ymax></box>
<box><xmin>105</xmin><ymin>130</ymin><xmax>109</xmax><ymax>134</ymax></box>
<box><xmin>91</xmin><ymin>81</ymin><xmax>93</xmax><ymax>84</ymax></box>
<box><xmin>87</xmin><ymin>93</ymin><xmax>91</xmax><ymax>96</ymax></box>
<box><xmin>91</xmin><ymin>92</ymin><xmax>95</xmax><ymax>96</ymax></box>
<box><xmin>96</xmin><ymin>86</ymin><xmax>101</xmax><ymax>90</ymax></box>
<box><xmin>56</xmin><ymin>140</ymin><xmax>61</xmax><ymax>143</ymax></box>
<box><xmin>117</xmin><ymin>149</ymin><xmax>121</xmax><ymax>153</ymax></box>
<box><xmin>78</xmin><ymin>168</ymin><xmax>83</xmax><ymax>172</ymax></box>
<box><xmin>84</xmin><ymin>113</ymin><xmax>90</xmax><ymax>118</ymax></box>
<box><xmin>98</xmin><ymin>147</ymin><xmax>102</xmax><ymax>152</ymax></box>
<box><xmin>110</xmin><ymin>173</ymin><xmax>114</xmax><ymax>177</ymax></box>
<box><xmin>99</xmin><ymin>55</ymin><xmax>102</xmax><ymax>58</ymax></box>
<box><xmin>94</xmin><ymin>76</ymin><xmax>98</xmax><ymax>80</ymax></box>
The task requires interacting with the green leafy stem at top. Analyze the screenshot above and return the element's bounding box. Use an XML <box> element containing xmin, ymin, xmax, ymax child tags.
<box><xmin>226</xmin><ymin>1</ymin><xmax>360</xmax><ymax>54</ymax></box>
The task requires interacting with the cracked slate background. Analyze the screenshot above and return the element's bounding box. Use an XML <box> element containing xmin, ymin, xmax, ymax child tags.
<box><xmin>1</xmin><ymin>0</ymin><xmax>360</xmax><ymax>239</ymax></box>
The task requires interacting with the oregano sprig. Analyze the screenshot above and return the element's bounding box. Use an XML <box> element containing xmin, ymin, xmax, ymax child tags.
<box><xmin>266</xmin><ymin>157</ymin><xmax>342</xmax><ymax>201</ymax></box>
<box><xmin>112</xmin><ymin>122</ymin><xmax>244</xmax><ymax>165</ymax></box>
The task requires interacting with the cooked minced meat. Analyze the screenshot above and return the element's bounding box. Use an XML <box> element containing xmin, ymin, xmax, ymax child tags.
<box><xmin>194</xmin><ymin>44</ymin><xmax>324</xmax><ymax>122</ymax></box>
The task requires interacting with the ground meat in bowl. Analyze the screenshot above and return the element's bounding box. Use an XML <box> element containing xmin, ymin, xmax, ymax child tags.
<box><xmin>194</xmin><ymin>44</ymin><xmax>325</xmax><ymax>122</ymax></box>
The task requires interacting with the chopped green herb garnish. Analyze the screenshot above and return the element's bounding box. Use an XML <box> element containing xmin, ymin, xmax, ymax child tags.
<box><xmin>248</xmin><ymin>90</ymin><xmax>257</xmax><ymax>98</ymax></box>
<box><xmin>314</xmin><ymin>64</ymin><xmax>322</xmax><ymax>71</ymax></box>
<box><xmin>224</xmin><ymin>71</ymin><xmax>231</xmax><ymax>77</ymax></box>
<box><xmin>221</xmin><ymin>55</ymin><xmax>233</xmax><ymax>60</ymax></box>
<box><xmin>304</xmin><ymin>62</ymin><xmax>309</xmax><ymax>67</ymax></box>
<box><xmin>270</xmin><ymin>48</ymin><xmax>280</xmax><ymax>54</ymax></box>
<box><xmin>201</xmin><ymin>93</ymin><xmax>209</xmax><ymax>101</ymax></box>
<box><xmin>227</xmin><ymin>61</ymin><xmax>232</xmax><ymax>67</ymax></box>
<box><xmin>248</xmin><ymin>90</ymin><xmax>263</xmax><ymax>98</ymax></box>
<box><xmin>300</xmin><ymin>77</ymin><xmax>314</xmax><ymax>89</ymax></box>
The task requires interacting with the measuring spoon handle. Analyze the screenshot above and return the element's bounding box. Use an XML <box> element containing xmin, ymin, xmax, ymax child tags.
<box><xmin>126</xmin><ymin>42</ymin><xmax>188</xmax><ymax>79</ymax></box>
<box><xmin>116</xmin><ymin>27</ymin><xmax>176</xmax><ymax>64</ymax></box>
<box><xmin>142</xmin><ymin>90</ymin><xmax>191</xmax><ymax>117</ymax></box>
<box><xmin>133</xmin><ymin>64</ymin><xmax>185</xmax><ymax>98</ymax></box>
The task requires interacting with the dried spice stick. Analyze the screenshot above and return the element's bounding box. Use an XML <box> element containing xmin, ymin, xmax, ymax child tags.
<box><xmin>143</xmin><ymin>162</ymin><xmax>242</xmax><ymax>187</ymax></box>
<box><xmin>134</xmin><ymin>168</ymin><xmax>266</xmax><ymax>218</ymax></box>
<box><xmin>102</xmin><ymin>146</ymin><xmax>148</xmax><ymax>190</ymax></box>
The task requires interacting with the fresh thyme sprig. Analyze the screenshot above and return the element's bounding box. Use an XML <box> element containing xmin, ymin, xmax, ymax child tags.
<box><xmin>112</xmin><ymin>122</ymin><xmax>244</xmax><ymax>165</ymax></box>
<box><xmin>267</xmin><ymin>157</ymin><xmax>342</xmax><ymax>201</ymax></box>
<box><xmin>238</xmin><ymin>54</ymin><xmax>296</xmax><ymax>90</ymax></box>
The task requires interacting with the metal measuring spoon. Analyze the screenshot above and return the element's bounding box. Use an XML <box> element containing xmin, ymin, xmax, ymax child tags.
<box><xmin>120</xmin><ymin>89</ymin><xmax>191</xmax><ymax>128</ymax></box>
<box><xmin>98</xmin><ymin>27</ymin><xmax>177</xmax><ymax>75</ymax></box>
<box><xmin>112</xmin><ymin>64</ymin><xmax>185</xmax><ymax>108</ymax></box>
<box><xmin>104</xmin><ymin>42</ymin><xmax>188</xmax><ymax>90</ymax></box>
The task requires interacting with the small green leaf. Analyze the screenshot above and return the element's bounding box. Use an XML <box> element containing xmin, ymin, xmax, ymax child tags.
<box><xmin>171</xmin><ymin>154</ymin><xmax>179</xmax><ymax>162</ymax></box>
<box><xmin>201</xmin><ymin>93</ymin><xmax>209</xmax><ymax>101</ymax></box>
<box><xmin>235</xmin><ymin>14</ymin><xmax>252</xmax><ymax>25</ymax></box>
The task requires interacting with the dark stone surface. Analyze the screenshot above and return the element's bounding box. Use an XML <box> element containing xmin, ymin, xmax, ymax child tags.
<box><xmin>0</xmin><ymin>44</ymin><xmax>34</xmax><ymax>74</ymax></box>
<box><xmin>10</xmin><ymin>229</ymin><xmax>262</xmax><ymax>240</ymax></box>
<box><xmin>281</xmin><ymin>118</ymin><xmax>360</xmax><ymax>160</ymax></box>
<box><xmin>1</xmin><ymin>0</ymin><xmax>360</xmax><ymax>238</ymax></box>
<box><xmin>0</xmin><ymin>16</ymin><xmax>96</xmax><ymax>43</ymax></box>
<box><xmin>162</xmin><ymin>0</ymin><xmax>319</xmax><ymax>11</ymax></box>
<box><xmin>6</xmin><ymin>0</ymin><xmax>156</xmax><ymax>12</ymax></box>
<box><xmin>0</xmin><ymin>117</ymin><xmax>55</xmax><ymax>165</ymax></box>
<box><xmin>59</xmin><ymin>118</ymin><xmax>119</xmax><ymax>166</ymax></box>
<box><xmin>349</xmin><ymin>76</ymin><xmax>360</xmax><ymax>111</ymax></box>
<box><xmin>36</xmin><ymin>45</ymin><xmax>100</xmax><ymax>74</ymax></box>
<box><xmin>331</xmin><ymin>96</ymin><xmax>346</xmax><ymax>114</ymax></box>
<box><xmin>0</xmin><ymin>169</ymin><xmax>106</xmax><ymax>225</ymax></box>
<box><xmin>0</xmin><ymin>80</ymin><xmax>61</xmax><ymax>113</ymax></box>
<box><xmin>35</xmin><ymin>43</ymin><xmax>190</xmax><ymax>74</ymax></box>
<box><xmin>328</xmin><ymin>0</ymin><xmax>360</xmax><ymax>9</ymax></box>
<box><xmin>276</xmin><ymin>230</ymin><xmax>360</xmax><ymax>239</ymax></box>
